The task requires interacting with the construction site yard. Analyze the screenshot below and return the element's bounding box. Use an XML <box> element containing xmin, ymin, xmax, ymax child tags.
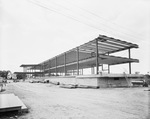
<box><xmin>1</xmin><ymin>81</ymin><xmax>150</xmax><ymax>119</ymax></box>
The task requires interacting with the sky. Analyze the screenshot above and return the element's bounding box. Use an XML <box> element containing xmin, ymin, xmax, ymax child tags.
<box><xmin>0</xmin><ymin>0</ymin><xmax>150</xmax><ymax>74</ymax></box>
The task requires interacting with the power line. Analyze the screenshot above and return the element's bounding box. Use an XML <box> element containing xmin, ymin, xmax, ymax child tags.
<box><xmin>28</xmin><ymin>0</ymin><xmax>140</xmax><ymax>41</ymax></box>
<box><xmin>27</xmin><ymin>0</ymin><xmax>114</xmax><ymax>34</ymax></box>
<box><xmin>44</xmin><ymin>0</ymin><xmax>141</xmax><ymax>41</ymax></box>
<box><xmin>59</xmin><ymin>0</ymin><xmax>142</xmax><ymax>39</ymax></box>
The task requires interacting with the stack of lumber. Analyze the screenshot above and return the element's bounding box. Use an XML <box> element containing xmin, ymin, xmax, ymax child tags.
<box><xmin>59</xmin><ymin>84</ymin><xmax>76</xmax><ymax>89</ymax></box>
<box><xmin>59</xmin><ymin>84</ymin><xmax>99</xmax><ymax>89</ymax></box>
<box><xmin>77</xmin><ymin>85</ymin><xmax>99</xmax><ymax>89</ymax></box>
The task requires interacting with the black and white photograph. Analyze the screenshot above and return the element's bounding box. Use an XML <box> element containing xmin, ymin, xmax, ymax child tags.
<box><xmin>0</xmin><ymin>0</ymin><xmax>150</xmax><ymax>119</ymax></box>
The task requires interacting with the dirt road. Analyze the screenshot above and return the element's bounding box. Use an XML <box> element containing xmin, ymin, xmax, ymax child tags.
<box><xmin>1</xmin><ymin>82</ymin><xmax>150</xmax><ymax>119</ymax></box>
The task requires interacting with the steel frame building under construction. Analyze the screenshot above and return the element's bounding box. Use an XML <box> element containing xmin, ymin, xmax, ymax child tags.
<box><xmin>15</xmin><ymin>35</ymin><xmax>143</xmax><ymax>88</ymax></box>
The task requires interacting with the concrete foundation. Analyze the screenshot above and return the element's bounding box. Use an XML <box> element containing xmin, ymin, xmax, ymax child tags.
<box><xmin>46</xmin><ymin>74</ymin><xmax>144</xmax><ymax>88</ymax></box>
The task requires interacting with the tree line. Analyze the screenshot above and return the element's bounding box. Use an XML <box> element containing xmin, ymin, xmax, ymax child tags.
<box><xmin>0</xmin><ymin>70</ymin><xmax>26</xmax><ymax>79</ymax></box>
<box><xmin>0</xmin><ymin>70</ymin><xmax>11</xmax><ymax>79</ymax></box>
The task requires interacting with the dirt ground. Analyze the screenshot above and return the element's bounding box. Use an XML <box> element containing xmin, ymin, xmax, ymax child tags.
<box><xmin>0</xmin><ymin>81</ymin><xmax>150</xmax><ymax>119</ymax></box>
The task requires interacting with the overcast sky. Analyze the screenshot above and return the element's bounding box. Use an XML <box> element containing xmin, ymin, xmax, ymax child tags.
<box><xmin>0</xmin><ymin>0</ymin><xmax>150</xmax><ymax>74</ymax></box>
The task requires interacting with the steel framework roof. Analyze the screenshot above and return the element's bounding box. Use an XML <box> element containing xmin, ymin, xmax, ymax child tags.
<box><xmin>78</xmin><ymin>35</ymin><xmax>138</xmax><ymax>54</ymax></box>
<box><xmin>20</xmin><ymin>35</ymin><xmax>139</xmax><ymax>75</ymax></box>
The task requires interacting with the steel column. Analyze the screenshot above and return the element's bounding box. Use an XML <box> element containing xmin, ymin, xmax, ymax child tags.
<box><xmin>43</xmin><ymin>62</ymin><xmax>44</xmax><ymax>77</ymax></box>
<box><xmin>40</xmin><ymin>65</ymin><xmax>42</xmax><ymax>77</ymax></box>
<box><xmin>55</xmin><ymin>57</ymin><xmax>57</xmax><ymax>76</ymax></box>
<box><xmin>77</xmin><ymin>47</ymin><xmax>79</xmax><ymax>75</ymax></box>
<box><xmin>96</xmin><ymin>39</ymin><xmax>99</xmax><ymax>74</ymax></box>
<box><xmin>108</xmin><ymin>65</ymin><xmax>110</xmax><ymax>74</ymax></box>
<box><xmin>128</xmin><ymin>48</ymin><xmax>131</xmax><ymax>74</ymax></box>
<box><xmin>49</xmin><ymin>60</ymin><xmax>51</xmax><ymax>76</ymax></box>
<box><xmin>64</xmin><ymin>53</ymin><xmax>66</xmax><ymax>76</ymax></box>
<box><xmin>108</xmin><ymin>53</ymin><xmax>110</xmax><ymax>74</ymax></box>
